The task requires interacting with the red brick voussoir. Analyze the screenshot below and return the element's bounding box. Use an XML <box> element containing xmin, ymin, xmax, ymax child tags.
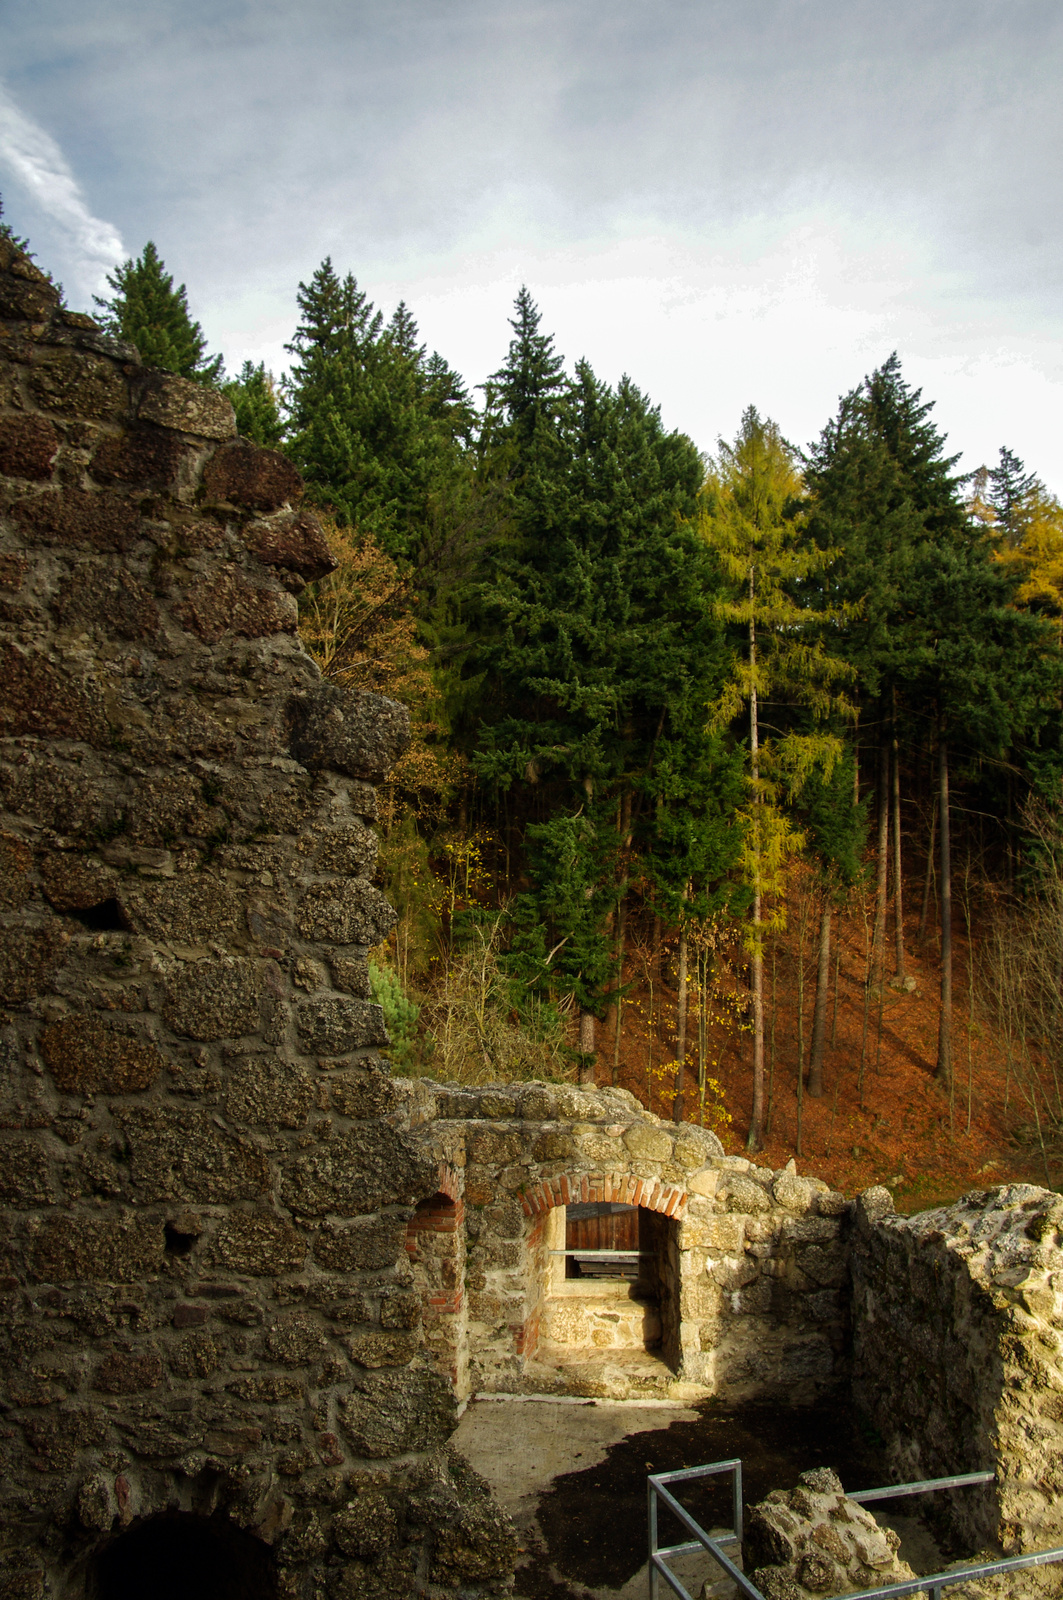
<box><xmin>519</xmin><ymin>1173</ymin><xmax>688</xmax><ymax>1219</ymax></box>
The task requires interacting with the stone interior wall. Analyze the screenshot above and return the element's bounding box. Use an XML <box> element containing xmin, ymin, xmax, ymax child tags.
<box><xmin>401</xmin><ymin>1079</ymin><xmax>852</xmax><ymax>1404</ymax></box>
<box><xmin>852</xmin><ymin>1183</ymin><xmax>1063</xmax><ymax>1561</ymax></box>
<box><xmin>0</xmin><ymin>238</ymin><xmax>514</xmax><ymax>1599</ymax></box>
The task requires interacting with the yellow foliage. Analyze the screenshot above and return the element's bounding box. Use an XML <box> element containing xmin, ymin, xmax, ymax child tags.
<box><xmin>699</xmin><ymin>412</ymin><xmax>853</xmax><ymax>959</ymax></box>
<box><xmin>993</xmin><ymin>487</ymin><xmax>1063</xmax><ymax>623</ymax></box>
<box><xmin>297</xmin><ymin>517</ymin><xmax>465</xmax><ymax>828</ymax></box>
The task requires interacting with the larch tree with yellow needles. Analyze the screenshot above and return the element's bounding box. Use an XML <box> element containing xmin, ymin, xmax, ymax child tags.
<box><xmin>700</xmin><ymin>406</ymin><xmax>855</xmax><ymax>1151</ymax></box>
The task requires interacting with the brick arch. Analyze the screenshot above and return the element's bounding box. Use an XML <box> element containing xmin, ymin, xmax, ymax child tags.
<box><xmin>433</xmin><ymin>1162</ymin><xmax>462</xmax><ymax>1202</ymax></box>
<box><xmin>519</xmin><ymin>1172</ymin><xmax>687</xmax><ymax>1220</ymax></box>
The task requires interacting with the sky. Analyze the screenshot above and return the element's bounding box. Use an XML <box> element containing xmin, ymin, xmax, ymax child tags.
<box><xmin>2</xmin><ymin>0</ymin><xmax>1061</xmax><ymax>489</ymax></box>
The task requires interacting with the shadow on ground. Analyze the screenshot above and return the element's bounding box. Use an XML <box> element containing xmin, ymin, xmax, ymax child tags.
<box><xmin>514</xmin><ymin>1398</ymin><xmax>887</xmax><ymax>1598</ymax></box>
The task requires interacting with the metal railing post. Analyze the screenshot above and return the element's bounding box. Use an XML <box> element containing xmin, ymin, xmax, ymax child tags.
<box><xmin>648</xmin><ymin>1476</ymin><xmax>659</xmax><ymax>1600</ymax></box>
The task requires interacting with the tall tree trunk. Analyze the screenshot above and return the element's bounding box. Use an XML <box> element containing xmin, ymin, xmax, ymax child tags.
<box><xmin>652</xmin><ymin>911</ymin><xmax>663</xmax><ymax>1048</ymax></box>
<box><xmin>919</xmin><ymin>790</ymin><xmax>937</xmax><ymax>945</ymax></box>
<box><xmin>750</xmin><ymin>893</ymin><xmax>765</xmax><ymax>1150</ymax></box>
<box><xmin>672</xmin><ymin>888</ymin><xmax>690</xmax><ymax>1124</ymax></box>
<box><xmin>808</xmin><ymin>896</ymin><xmax>831</xmax><ymax>1097</ymax></box>
<box><xmin>602</xmin><ymin>907</ymin><xmax>616</xmax><ymax>1034</ymax></box>
<box><xmin>796</xmin><ymin>888</ymin><xmax>807</xmax><ymax>1156</ymax></box>
<box><xmin>891</xmin><ymin>715</ymin><xmax>907</xmax><ymax>983</ymax></box>
<box><xmin>578</xmin><ymin>1008</ymin><xmax>596</xmax><ymax>1086</ymax></box>
<box><xmin>697</xmin><ymin>942</ymin><xmax>711</xmax><ymax>1125</ymax></box>
<box><xmin>873</xmin><ymin>734</ymin><xmax>889</xmax><ymax>990</ymax></box>
<box><xmin>612</xmin><ymin>790</ymin><xmax>632</xmax><ymax>1086</ymax></box>
<box><xmin>611</xmin><ymin>899</ymin><xmax>626</xmax><ymax>1086</ymax></box>
<box><xmin>935</xmin><ymin>730</ymin><xmax>953</xmax><ymax>1085</ymax></box>
<box><xmin>748</xmin><ymin>565</ymin><xmax>765</xmax><ymax>1151</ymax></box>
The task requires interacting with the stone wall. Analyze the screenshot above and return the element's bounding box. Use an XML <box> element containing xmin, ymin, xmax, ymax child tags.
<box><xmin>0</xmin><ymin>239</ymin><xmax>513</xmax><ymax>1598</ymax></box>
<box><xmin>852</xmin><ymin>1183</ymin><xmax>1063</xmax><ymax>1559</ymax></box>
<box><xmin>401</xmin><ymin>1080</ymin><xmax>852</xmax><ymax>1404</ymax></box>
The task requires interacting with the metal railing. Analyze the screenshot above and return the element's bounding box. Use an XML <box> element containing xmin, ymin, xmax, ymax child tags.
<box><xmin>647</xmin><ymin>1461</ymin><xmax>1063</xmax><ymax>1600</ymax></box>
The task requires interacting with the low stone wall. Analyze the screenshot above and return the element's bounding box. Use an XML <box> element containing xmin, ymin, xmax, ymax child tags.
<box><xmin>401</xmin><ymin>1080</ymin><xmax>852</xmax><ymax>1404</ymax></box>
<box><xmin>852</xmin><ymin>1183</ymin><xmax>1063</xmax><ymax>1559</ymax></box>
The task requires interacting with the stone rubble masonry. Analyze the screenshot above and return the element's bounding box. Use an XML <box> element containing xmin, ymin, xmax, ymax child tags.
<box><xmin>398</xmin><ymin>1080</ymin><xmax>853</xmax><ymax>1405</ymax></box>
<box><xmin>0</xmin><ymin>238</ymin><xmax>516</xmax><ymax>1598</ymax></box>
<box><xmin>403</xmin><ymin>1079</ymin><xmax>1063</xmax><ymax>1587</ymax></box>
<box><xmin>745</xmin><ymin>1468</ymin><xmax>920</xmax><ymax>1599</ymax></box>
<box><xmin>852</xmin><ymin>1183</ymin><xmax>1063</xmax><ymax>1567</ymax></box>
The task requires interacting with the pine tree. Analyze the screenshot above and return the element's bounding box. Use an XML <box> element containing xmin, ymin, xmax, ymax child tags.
<box><xmin>639</xmin><ymin>712</ymin><xmax>746</xmax><ymax>1119</ymax></box>
<box><xmin>94</xmin><ymin>242</ymin><xmax>222</xmax><ymax>384</ymax></box>
<box><xmin>805</xmin><ymin>359</ymin><xmax>963</xmax><ymax>1031</ymax></box>
<box><xmin>477</xmin><ymin>285</ymin><xmax>569</xmax><ymax>573</ymax></box>
<box><xmin>222</xmin><ymin>362</ymin><xmax>284</xmax><ymax>446</ymax></box>
<box><xmin>906</xmin><ymin>532</ymin><xmax>1057</xmax><ymax>1083</ymax></box>
<box><xmin>483</xmin><ymin>285</ymin><xmax>567</xmax><ymax>467</ymax></box>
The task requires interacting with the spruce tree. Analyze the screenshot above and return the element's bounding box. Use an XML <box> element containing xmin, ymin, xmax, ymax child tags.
<box><xmin>988</xmin><ymin>447</ymin><xmax>1040</xmax><ymax>547</ymax></box>
<box><xmin>95</xmin><ymin>242</ymin><xmax>222</xmax><ymax>384</ymax></box>
<box><xmin>475</xmin><ymin>345</ymin><xmax>719</xmax><ymax>1080</ymax></box>
<box><xmin>222</xmin><ymin>362</ymin><xmax>284</xmax><ymax>446</ymax></box>
<box><xmin>284</xmin><ymin>259</ymin><xmax>472</xmax><ymax>563</ymax></box>
<box><xmin>806</xmin><ymin>358</ymin><xmax>1058</xmax><ymax>1087</ymax></box>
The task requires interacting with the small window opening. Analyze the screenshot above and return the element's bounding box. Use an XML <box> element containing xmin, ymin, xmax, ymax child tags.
<box><xmin>93</xmin><ymin>1511</ymin><xmax>277</xmax><ymax>1600</ymax></box>
<box><xmin>564</xmin><ymin>1202</ymin><xmax>645</xmax><ymax>1280</ymax></box>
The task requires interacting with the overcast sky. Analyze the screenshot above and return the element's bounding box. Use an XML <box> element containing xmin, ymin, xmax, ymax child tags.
<box><xmin>2</xmin><ymin>0</ymin><xmax>1061</xmax><ymax>488</ymax></box>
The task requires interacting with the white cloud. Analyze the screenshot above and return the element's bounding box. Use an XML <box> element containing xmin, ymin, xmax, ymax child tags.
<box><xmin>0</xmin><ymin>82</ymin><xmax>124</xmax><ymax>295</ymax></box>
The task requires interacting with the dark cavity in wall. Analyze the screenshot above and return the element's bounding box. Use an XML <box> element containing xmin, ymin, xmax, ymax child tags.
<box><xmin>92</xmin><ymin>1512</ymin><xmax>277</xmax><ymax>1600</ymax></box>
<box><xmin>66</xmin><ymin>897</ymin><xmax>128</xmax><ymax>931</ymax></box>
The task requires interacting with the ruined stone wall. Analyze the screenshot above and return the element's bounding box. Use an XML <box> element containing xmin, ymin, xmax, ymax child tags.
<box><xmin>0</xmin><ymin>239</ymin><xmax>513</xmax><ymax>1598</ymax></box>
<box><xmin>852</xmin><ymin>1183</ymin><xmax>1063</xmax><ymax>1559</ymax></box>
<box><xmin>405</xmin><ymin>1171</ymin><xmax>468</xmax><ymax>1397</ymax></box>
<box><xmin>401</xmin><ymin>1080</ymin><xmax>852</xmax><ymax>1404</ymax></box>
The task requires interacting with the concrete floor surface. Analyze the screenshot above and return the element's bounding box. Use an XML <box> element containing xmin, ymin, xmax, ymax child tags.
<box><xmin>453</xmin><ymin>1396</ymin><xmax>945</xmax><ymax>1599</ymax></box>
<box><xmin>453</xmin><ymin>1396</ymin><xmax>733</xmax><ymax>1599</ymax></box>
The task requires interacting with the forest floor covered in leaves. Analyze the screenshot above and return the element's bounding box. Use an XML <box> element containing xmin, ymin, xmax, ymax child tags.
<box><xmin>602</xmin><ymin>908</ymin><xmax>1055</xmax><ymax>1210</ymax></box>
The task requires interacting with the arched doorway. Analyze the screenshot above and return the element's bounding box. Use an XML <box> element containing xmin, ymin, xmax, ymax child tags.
<box><xmin>92</xmin><ymin>1513</ymin><xmax>277</xmax><ymax>1600</ymax></box>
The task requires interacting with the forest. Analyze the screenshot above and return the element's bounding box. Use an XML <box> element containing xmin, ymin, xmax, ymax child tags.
<box><xmin>83</xmin><ymin>236</ymin><xmax>1063</xmax><ymax>1196</ymax></box>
